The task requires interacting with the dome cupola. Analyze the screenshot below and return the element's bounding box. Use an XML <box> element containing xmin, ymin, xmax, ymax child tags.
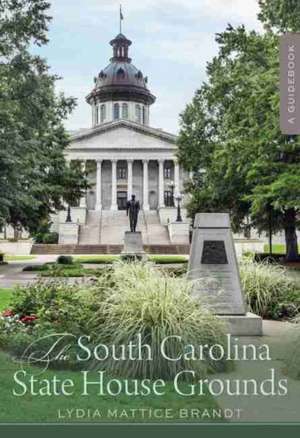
<box><xmin>87</xmin><ymin>32</ymin><xmax>156</xmax><ymax>127</ymax></box>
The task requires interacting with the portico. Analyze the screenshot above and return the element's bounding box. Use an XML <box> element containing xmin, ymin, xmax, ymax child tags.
<box><xmin>71</xmin><ymin>156</ymin><xmax>182</xmax><ymax>212</ymax></box>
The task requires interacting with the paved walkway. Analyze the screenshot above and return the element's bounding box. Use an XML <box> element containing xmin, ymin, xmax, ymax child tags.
<box><xmin>215</xmin><ymin>320</ymin><xmax>300</xmax><ymax>422</ymax></box>
<box><xmin>0</xmin><ymin>256</ymin><xmax>56</xmax><ymax>288</ymax></box>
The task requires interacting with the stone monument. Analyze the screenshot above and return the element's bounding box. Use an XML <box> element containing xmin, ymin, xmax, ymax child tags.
<box><xmin>188</xmin><ymin>213</ymin><xmax>262</xmax><ymax>335</ymax></box>
<box><xmin>121</xmin><ymin>195</ymin><xmax>147</xmax><ymax>260</ymax></box>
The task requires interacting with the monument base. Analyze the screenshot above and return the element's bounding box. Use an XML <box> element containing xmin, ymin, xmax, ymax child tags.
<box><xmin>217</xmin><ymin>312</ymin><xmax>263</xmax><ymax>336</ymax></box>
<box><xmin>121</xmin><ymin>232</ymin><xmax>147</xmax><ymax>261</ymax></box>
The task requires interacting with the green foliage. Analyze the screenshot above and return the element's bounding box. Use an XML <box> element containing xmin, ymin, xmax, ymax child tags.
<box><xmin>10</xmin><ymin>281</ymin><xmax>95</xmax><ymax>334</ymax></box>
<box><xmin>0</xmin><ymin>0</ymin><xmax>87</xmax><ymax>234</ymax></box>
<box><xmin>88</xmin><ymin>262</ymin><xmax>229</xmax><ymax>379</ymax></box>
<box><xmin>178</xmin><ymin>22</ymin><xmax>300</xmax><ymax>260</ymax></box>
<box><xmin>258</xmin><ymin>0</ymin><xmax>300</xmax><ymax>32</ymax></box>
<box><xmin>74</xmin><ymin>255</ymin><xmax>119</xmax><ymax>264</ymax></box>
<box><xmin>23</xmin><ymin>263</ymin><xmax>51</xmax><ymax>272</ymax></box>
<box><xmin>57</xmin><ymin>255</ymin><xmax>74</xmax><ymax>265</ymax></box>
<box><xmin>39</xmin><ymin>265</ymin><xmax>107</xmax><ymax>278</ymax></box>
<box><xmin>240</xmin><ymin>259</ymin><xmax>300</xmax><ymax>319</ymax></box>
<box><xmin>149</xmin><ymin>255</ymin><xmax>188</xmax><ymax>264</ymax></box>
<box><xmin>32</xmin><ymin>220</ymin><xmax>58</xmax><ymax>243</ymax></box>
<box><xmin>0</xmin><ymin>288</ymin><xmax>13</xmax><ymax>311</ymax></box>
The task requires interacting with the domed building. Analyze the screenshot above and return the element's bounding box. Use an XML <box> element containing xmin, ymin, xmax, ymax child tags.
<box><xmin>55</xmin><ymin>32</ymin><xmax>190</xmax><ymax>245</ymax></box>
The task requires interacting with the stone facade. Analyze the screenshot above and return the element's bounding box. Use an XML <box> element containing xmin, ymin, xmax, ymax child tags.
<box><xmin>66</xmin><ymin>122</ymin><xmax>188</xmax><ymax>213</ymax></box>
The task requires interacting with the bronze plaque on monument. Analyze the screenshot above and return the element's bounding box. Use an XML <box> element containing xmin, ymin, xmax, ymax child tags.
<box><xmin>188</xmin><ymin>213</ymin><xmax>246</xmax><ymax>315</ymax></box>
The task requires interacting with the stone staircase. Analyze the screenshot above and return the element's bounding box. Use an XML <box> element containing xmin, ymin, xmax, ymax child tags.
<box><xmin>143</xmin><ymin>211</ymin><xmax>171</xmax><ymax>245</ymax></box>
<box><xmin>78</xmin><ymin>210</ymin><xmax>101</xmax><ymax>244</ymax></box>
<box><xmin>100</xmin><ymin>210</ymin><xmax>148</xmax><ymax>245</ymax></box>
<box><xmin>99</xmin><ymin>210</ymin><xmax>171</xmax><ymax>245</ymax></box>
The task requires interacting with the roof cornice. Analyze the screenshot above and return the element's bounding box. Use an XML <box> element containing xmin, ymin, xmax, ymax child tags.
<box><xmin>69</xmin><ymin>120</ymin><xmax>177</xmax><ymax>144</ymax></box>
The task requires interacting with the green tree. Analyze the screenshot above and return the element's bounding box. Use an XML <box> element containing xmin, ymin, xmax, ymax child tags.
<box><xmin>0</xmin><ymin>0</ymin><xmax>86</xmax><ymax>235</ymax></box>
<box><xmin>258</xmin><ymin>0</ymin><xmax>300</xmax><ymax>32</ymax></box>
<box><xmin>178</xmin><ymin>25</ymin><xmax>300</xmax><ymax>261</ymax></box>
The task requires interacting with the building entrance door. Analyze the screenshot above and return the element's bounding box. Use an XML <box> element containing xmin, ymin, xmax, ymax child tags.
<box><xmin>117</xmin><ymin>191</ymin><xmax>128</xmax><ymax>210</ymax></box>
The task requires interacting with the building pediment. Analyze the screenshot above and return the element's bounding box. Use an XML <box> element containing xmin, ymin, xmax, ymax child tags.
<box><xmin>68</xmin><ymin>120</ymin><xmax>177</xmax><ymax>151</ymax></box>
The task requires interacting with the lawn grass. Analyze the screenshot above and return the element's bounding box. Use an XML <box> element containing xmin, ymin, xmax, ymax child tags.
<box><xmin>4</xmin><ymin>255</ymin><xmax>36</xmax><ymax>262</ymax></box>
<box><xmin>0</xmin><ymin>350</ymin><xmax>220</xmax><ymax>423</ymax></box>
<box><xmin>0</xmin><ymin>289</ymin><xmax>13</xmax><ymax>311</ymax></box>
<box><xmin>264</xmin><ymin>244</ymin><xmax>300</xmax><ymax>254</ymax></box>
<box><xmin>74</xmin><ymin>255</ymin><xmax>119</xmax><ymax>264</ymax></box>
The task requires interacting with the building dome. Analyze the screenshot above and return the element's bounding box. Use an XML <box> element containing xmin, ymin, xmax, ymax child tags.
<box><xmin>86</xmin><ymin>33</ymin><xmax>156</xmax><ymax>106</ymax></box>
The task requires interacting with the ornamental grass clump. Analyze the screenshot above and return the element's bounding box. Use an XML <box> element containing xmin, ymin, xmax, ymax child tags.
<box><xmin>88</xmin><ymin>262</ymin><xmax>228</xmax><ymax>380</ymax></box>
<box><xmin>240</xmin><ymin>259</ymin><xmax>300</xmax><ymax>319</ymax></box>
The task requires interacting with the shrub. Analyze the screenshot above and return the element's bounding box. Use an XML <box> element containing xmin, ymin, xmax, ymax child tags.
<box><xmin>149</xmin><ymin>255</ymin><xmax>188</xmax><ymax>264</ymax></box>
<box><xmin>10</xmin><ymin>281</ymin><xmax>95</xmax><ymax>334</ymax></box>
<box><xmin>34</xmin><ymin>232</ymin><xmax>58</xmax><ymax>244</ymax></box>
<box><xmin>42</xmin><ymin>232</ymin><xmax>59</xmax><ymax>244</ymax></box>
<box><xmin>57</xmin><ymin>255</ymin><xmax>74</xmax><ymax>265</ymax></box>
<box><xmin>39</xmin><ymin>265</ymin><xmax>108</xmax><ymax>278</ymax></box>
<box><xmin>240</xmin><ymin>260</ymin><xmax>300</xmax><ymax>319</ymax></box>
<box><xmin>88</xmin><ymin>262</ymin><xmax>228</xmax><ymax>380</ymax></box>
<box><xmin>23</xmin><ymin>264</ymin><xmax>52</xmax><ymax>272</ymax></box>
<box><xmin>75</xmin><ymin>255</ymin><xmax>119</xmax><ymax>264</ymax></box>
<box><xmin>32</xmin><ymin>220</ymin><xmax>58</xmax><ymax>244</ymax></box>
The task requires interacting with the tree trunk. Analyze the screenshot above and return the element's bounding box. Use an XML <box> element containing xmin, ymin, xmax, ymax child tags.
<box><xmin>284</xmin><ymin>209</ymin><xmax>299</xmax><ymax>262</ymax></box>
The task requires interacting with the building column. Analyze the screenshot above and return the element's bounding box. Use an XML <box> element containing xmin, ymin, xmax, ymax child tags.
<box><xmin>158</xmin><ymin>159</ymin><xmax>165</xmax><ymax>208</ymax></box>
<box><xmin>80</xmin><ymin>160</ymin><xmax>87</xmax><ymax>208</ymax></box>
<box><xmin>143</xmin><ymin>160</ymin><xmax>149</xmax><ymax>211</ymax></box>
<box><xmin>111</xmin><ymin>159</ymin><xmax>118</xmax><ymax>211</ymax></box>
<box><xmin>174</xmin><ymin>161</ymin><xmax>180</xmax><ymax>196</ymax></box>
<box><xmin>127</xmin><ymin>160</ymin><xmax>133</xmax><ymax>200</ymax></box>
<box><xmin>95</xmin><ymin>160</ymin><xmax>102</xmax><ymax>211</ymax></box>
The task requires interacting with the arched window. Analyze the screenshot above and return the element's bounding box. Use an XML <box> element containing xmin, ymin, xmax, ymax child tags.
<box><xmin>142</xmin><ymin>106</ymin><xmax>146</xmax><ymax>124</ymax></box>
<box><xmin>113</xmin><ymin>103</ymin><xmax>120</xmax><ymax>120</ymax></box>
<box><xmin>122</xmin><ymin>103</ymin><xmax>128</xmax><ymax>119</ymax></box>
<box><xmin>117</xmin><ymin>67</ymin><xmax>125</xmax><ymax>80</ymax></box>
<box><xmin>100</xmin><ymin>104</ymin><xmax>106</xmax><ymax>123</ymax></box>
<box><xmin>95</xmin><ymin>105</ymin><xmax>99</xmax><ymax>125</ymax></box>
<box><xmin>135</xmin><ymin>104</ymin><xmax>141</xmax><ymax>123</ymax></box>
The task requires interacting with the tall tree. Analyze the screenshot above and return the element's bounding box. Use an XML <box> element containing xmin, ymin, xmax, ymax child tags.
<box><xmin>258</xmin><ymin>0</ymin><xmax>300</xmax><ymax>32</ymax></box>
<box><xmin>178</xmin><ymin>24</ymin><xmax>300</xmax><ymax>261</ymax></box>
<box><xmin>0</xmin><ymin>0</ymin><xmax>86</xmax><ymax>234</ymax></box>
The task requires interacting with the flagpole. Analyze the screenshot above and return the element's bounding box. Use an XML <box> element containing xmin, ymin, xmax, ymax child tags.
<box><xmin>120</xmin><ymin>5</ymin><xmax>122</xmax><ymax>33</ymax></box>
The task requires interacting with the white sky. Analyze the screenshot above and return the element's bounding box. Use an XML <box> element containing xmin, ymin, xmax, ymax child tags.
<box><xmin>39</xmin><ymin>0</ymin><xmax>262</xmax><ymax>134</ymax></box>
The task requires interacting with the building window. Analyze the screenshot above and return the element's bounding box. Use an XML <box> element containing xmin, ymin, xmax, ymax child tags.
<box><xmin>164</xmin><ymin>191</ymin><xmax>174</xmax><ymax>207</ymax></box>
<box><xmin>117</xmin><ymin>67</ymin><xmax>125</xmax><ymax>79</ymax></box>
<box><xmin>117</xmin><ymin>166</ymin><xmax>127</xmax><ymax>180</ymax></box>
<box><xmin>113</xmin><ymin>103</ymin><xmax>120</xmax><ymax>120</ymax></box>
<box><xmin>95</xmin><ymin>105</ymin><xmax>99</xmax><ymax>125</ymax></box>
<box><xmin>135</xmin><ymin>104</ymin><xmax>141</xmax><ymax>123</ymax></box>
<box><xmin>164</xmin><ymin>165</ymin><xmax>172</xmax><ymax>179</ymax></box>
<box><xmin>122</xmin><ymin>103</ymin><xmax>128</xmax><ymax>119</ymax></box>
<box><xmin>100</xmin><ymin>104</ymin><xmax>106</xmax><ymax>123</ymax></box>
<box><xmin>142</xmin><ymin>106</ymin><xmax>146</xmax><ymax>124</ymax></box>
